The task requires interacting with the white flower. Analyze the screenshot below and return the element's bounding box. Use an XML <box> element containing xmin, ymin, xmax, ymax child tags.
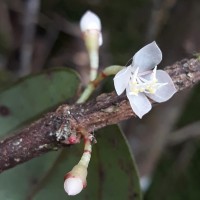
<box><xmin>64</xmin><ymin>177</ymin><xmax>83</xmax><ymax>196</ymax></box>
<box><xmin>80</xmin><ymin>10</ymin><xmax>102</xmax><ymax>46</ymax></box>
<box><xmin>113</xmin><ymin>41</ymin><xmax>177</xmax><ymax>118</ymax></box>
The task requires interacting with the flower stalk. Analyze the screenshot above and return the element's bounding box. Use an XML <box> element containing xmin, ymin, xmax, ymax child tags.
<box><xmin>80</xmin><ymin>11</ymin><xmax>102</xmax><ymax>81</ymax></box>
<box><xmin>64</xmin><ymin>134</ymin><xmax>93</xmax><ymax>196</ymax></box>
<box><xmin>77</xmin><ymin>65</ymin><xmax>124</xmax><ymax>103</ymax></box>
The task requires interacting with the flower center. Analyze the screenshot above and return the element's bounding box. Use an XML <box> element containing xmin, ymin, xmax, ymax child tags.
<box><xmin>129</xmin><ymin>67</ymin><xmax>167</xmax><ymax>96</ymax></box>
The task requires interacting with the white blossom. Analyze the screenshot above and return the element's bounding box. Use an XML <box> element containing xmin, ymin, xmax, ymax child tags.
<box><xmin>113</xmin><ymin>41</ymin><xmax>177</xmax><ymax>118</ymax></box>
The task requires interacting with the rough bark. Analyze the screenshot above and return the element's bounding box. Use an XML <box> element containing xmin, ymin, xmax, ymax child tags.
<box><xmin>0</xmin><ymin>57</ymin><xmax>200</xmax><ymax>173</ymax></box>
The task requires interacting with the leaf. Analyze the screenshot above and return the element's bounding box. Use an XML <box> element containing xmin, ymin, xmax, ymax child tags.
<box><xmin>0</xmin><ymin>68</ymin><xmax>80</xmax><ymax>137</ymax></box>
<box><xmin>32</xmin><ymin>125</ymin><xmax>142</xmax><ymax>200</ymax></box>
<box><xmin>0</xmin><ymin>68</ymin><xmax>80</xmax><ymax>200</ymax></box>
<box><xmin>0</xmin><ymin>151</ymin><xmax>60</xmax><ymax>200</ymax></box>
<box><xmin>0</xmin><ymin>70</ymin><xmax>13</xmax><ymax>91</ymax></box>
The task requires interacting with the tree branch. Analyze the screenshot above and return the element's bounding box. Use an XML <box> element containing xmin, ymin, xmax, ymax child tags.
<box><xmin>0</xmin><ymin>57</ymin><xmax>200</xmax><ymax>173</ymax></box>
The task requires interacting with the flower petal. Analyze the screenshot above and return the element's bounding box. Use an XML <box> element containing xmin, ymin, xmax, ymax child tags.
<box><xmin>146</xmin><ymin>70</ymin><xmax>177</xmax><ymax>102</ymax></box>
<box><xmin>126</xmin><ymin>87</ymin><xmax>152</xmax><ymax>118</ymax></box>
<box><xmin>114</xmin><ymin>66</ymin><xmax>131</xmax><ymax>95</ymax></box>
<box><xmin>132</xmin><ymin>41</ymin><xmax>162</xmax><ymax>72</ymax></box>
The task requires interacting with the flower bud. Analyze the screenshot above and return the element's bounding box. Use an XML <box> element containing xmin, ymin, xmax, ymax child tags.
<box><xmin>64</xmin><ymin>164</ymin><xmax>87</xmax><ymax>196</ymax></box>
<box><xmin>80</xmin><ymin>11</ymin><xmax>101</xmax><ymax>33</ymax></box>
<box><xmin>80</xmin><ymin>10</ymin><xmax>103</xmax><ymax>49</ymax></box>
<box><xmin>64</xmin><ymin>177</ymin><xmax>83</xmax><ymax>196</ymax></box>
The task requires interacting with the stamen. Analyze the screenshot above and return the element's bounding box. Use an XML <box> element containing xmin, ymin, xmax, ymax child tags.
<box><xmin>128</xmin><ymin>66</ymin><xmax>168</xmax><ymax>96</ymax></box>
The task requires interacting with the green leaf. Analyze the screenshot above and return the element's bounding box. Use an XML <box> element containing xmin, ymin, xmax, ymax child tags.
<box><xmin>0</xmin><ymin>70</ymin><xmax>13</xmax><ymax>91</ymax></box>
<box><xmin>0</xmin><ymin>68</ymin><xmax>80</xmax><ymax>200</ymax></box>
<box><xmin>0</xmin><ymin>68</ymin><xmax>80</xmax><ymax>136</ymax></box>
<box><xmin>0</xmin><ymin>151</ymin><xmax>60</xmax><ymax>200</ymax></box>
<box><xmin>32</xmin><ymin>125</ymin><xmax>142</xmax><ymax>200</ymax></box>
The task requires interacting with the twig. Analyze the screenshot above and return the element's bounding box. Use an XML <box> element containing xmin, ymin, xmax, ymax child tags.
<box><xmin>0</xmin><ymin>57</ymin><xmax>200</xmax><ymax>173</ymax></box>
<box><xmin>167</xmin><ymin>121</ymin><xmax>200</xmax><ymax>146</ymax></box>
<box><xmin>19</xmin><ymin>0</ymin><xmax>40</xmax><ymax>77</ymax></box>
<box><xmin>146</xmin><ymin>0</ymin><xmax>177</xmax><ymax>40</ymax></box>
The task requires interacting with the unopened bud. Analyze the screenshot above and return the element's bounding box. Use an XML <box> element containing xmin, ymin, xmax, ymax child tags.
<box><xmin>80</xmin><ymin>10</ymin><xmax>103</xmax><ymax>49</ymax></box>
<box><xmin>80</xmin><ymin>11</ymin><xmax>101</xmax><ymax>33</ymax></box>
<box><xmin>64</xmin><ymin>164</ymin><xmax>87</xmax><ymax>196</ymax></box>
<box><xmin>64</xmin><ymin>177</ymin><xmax>83</xmax><ymax>196</ymax></box>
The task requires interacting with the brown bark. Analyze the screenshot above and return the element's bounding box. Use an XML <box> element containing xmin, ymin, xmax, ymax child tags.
<box><xmin>0</xmin><ymin>57</ymin><xmax>200</xmax><ymax>173</ymax></box>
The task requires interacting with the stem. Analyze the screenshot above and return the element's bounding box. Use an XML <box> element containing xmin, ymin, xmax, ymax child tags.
<box><xmin>77</xmin><ymin>84</ymin><xmax>94</xmax><ymax>104</ymax></box>
<box><xmin>89</xmin><ymin>50</ymin><xmax>99</xmax><ymax>81</ymax></box>
<box><xmin>77</xmin><ymin>65</ymin><xmax>124</xmax><ymax>104</ymax></box>
<box><xmin>84</xmin><ymin>31</ymin><xmax>100</xmax><ymax>81</ymax></box>
<box><xmin>78</xmin><ymin>137</ymin><xmax>92</xmax><ymax>168</ymax></box>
